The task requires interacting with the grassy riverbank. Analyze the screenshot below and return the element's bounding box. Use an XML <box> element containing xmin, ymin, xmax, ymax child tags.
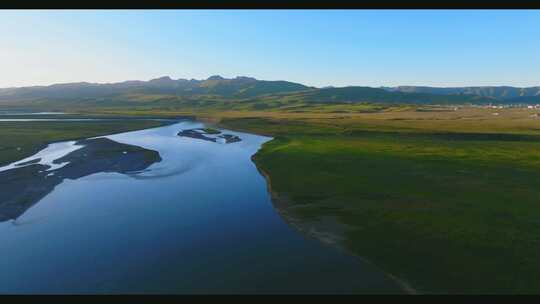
<box><xmin>216</xmin><ymin>109</ymin><xmax>540</xmax><ymax>294</ymax></box>
<box><xmin>3</xmin><ymin>105</ymin><xmax>540</xmax><ymax>293</ymax></box>
<box><xmin>0</xmin><ymin>119</ymin><xmax>167</xmax><ymax>166</ymax></box>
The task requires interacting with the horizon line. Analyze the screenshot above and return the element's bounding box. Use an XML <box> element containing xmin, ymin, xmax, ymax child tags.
<box><xmin>1</xmin><ymin>75</ymin><xmax>539</xmax><ymax>90</ymax></box>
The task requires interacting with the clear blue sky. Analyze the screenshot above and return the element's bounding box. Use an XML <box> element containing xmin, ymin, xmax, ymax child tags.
<box><xmin>1</xmin><ymin>10</ymin><xmax>539</xmax><ymax>88</ymax></box>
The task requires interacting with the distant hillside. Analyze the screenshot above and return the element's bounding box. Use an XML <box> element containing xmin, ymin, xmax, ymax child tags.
<box><xmin>384</xmin><ymin>86</ymin><xmax>540</xmax><ymax>101</ymax></box>
<box><xmin>0</xmin><ymin>76</ymin><xmax>313</xmax><ymax>101</ymax></box>
<box><xmin>0</xmin><ymin>76</ymin><xmax>537</xmax><ymax>111</ymax></box>
<box><xmin>282</xmin><ymin>86</ymin><xmax>494</xmax><ymax>105</ymax></box>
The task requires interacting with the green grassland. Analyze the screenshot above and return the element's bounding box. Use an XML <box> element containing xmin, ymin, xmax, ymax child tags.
<box><xmin>216</xmin><ymin>108</ymin><xmax>540</xmax><ymax>294</ymax></box>
<box><xmin>2</xmin><ymin>103</ymin><xmax>540</xmax><ymax>293</ymax></box>
<box><xmin>0</xmin><ymin>119</ymin><xmax>166</xmax><ymax>166</ymax></box>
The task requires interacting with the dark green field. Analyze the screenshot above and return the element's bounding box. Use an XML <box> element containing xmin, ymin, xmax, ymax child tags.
<box><xmin>219</xmin><ymin>114</ymin><xmax>540</xmax><ymax>294</ymax></box>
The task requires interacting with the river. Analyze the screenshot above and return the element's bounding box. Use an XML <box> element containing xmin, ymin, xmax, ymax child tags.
<box><xmin>0</xmin><ymin>120</ymin><xmax>403</xmax><ymax>294</ymax></box>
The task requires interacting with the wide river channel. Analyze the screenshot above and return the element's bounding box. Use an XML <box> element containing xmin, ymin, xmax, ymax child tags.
<box><xmin>0</xmin><ymin>120</ymin><xmax>403</xmax><ymax>294</ymax></box>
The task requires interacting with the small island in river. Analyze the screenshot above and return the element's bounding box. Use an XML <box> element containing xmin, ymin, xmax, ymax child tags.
<box><xmin>177</xmin><ymin>128</ymin><xmax>242</xmax><ymax>144</ymax></box>
<box><xmin>0</xmin><ymin>137</ymin><xmax>161</xmax><ymax>223</ymax></box>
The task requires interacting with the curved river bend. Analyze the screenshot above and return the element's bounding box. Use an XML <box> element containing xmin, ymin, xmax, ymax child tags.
<box><xmin>0</xmin><ymin>121</ymin><xmax>402</xmax><ymax>294</ymax></box>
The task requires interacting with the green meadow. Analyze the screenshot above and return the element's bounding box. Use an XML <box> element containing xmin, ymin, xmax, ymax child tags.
<box><xmin>2</xmin><ymin>105</ymin><xmax>540</xmax><ymax>293</ymax></box>
<box><xmin>218</xmin><ymin>109</ymin><xmax>540</xmax><ymax>294</ymax></box>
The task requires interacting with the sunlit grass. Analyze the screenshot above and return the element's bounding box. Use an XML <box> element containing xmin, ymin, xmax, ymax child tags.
<box><xmin>219</xmin><ymin>112</ymin><xmax>540</xmax><ymax>293</ymax></box>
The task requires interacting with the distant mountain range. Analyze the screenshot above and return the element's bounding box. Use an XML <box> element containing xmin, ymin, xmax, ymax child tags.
<box><xmin>1</xmin><ymin>76</ymin><xmax>539</xmax><ymax>110</ymax></box>
<box><xmin>0</xmin><ymin>75</ymin><xmax>311</xmax><ymax>100</ymax></box>
<box><xmin>382</xmin><ymin>86</ymin><xmax>540</xmax><ymax>103</ymax></box>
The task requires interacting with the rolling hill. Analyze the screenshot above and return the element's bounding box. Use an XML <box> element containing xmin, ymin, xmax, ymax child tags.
<box><xmin>0</xmin><ymin>76</ymin><xmax>537</xmax><ymax>111</ymax></box>
<box><xmin>275</xmin><ymin>86</ymin><xmax>494</xmax><ymax>105</ymax></box>
<box><xmin>0</xmin><ymin>76</ymin><xmax>312</xmax><ymax>101</ymax></box>
<box><xmin>383</xmin><ymin>85</ymin><xmax>540</xmax><ymax>102</ymax></box>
